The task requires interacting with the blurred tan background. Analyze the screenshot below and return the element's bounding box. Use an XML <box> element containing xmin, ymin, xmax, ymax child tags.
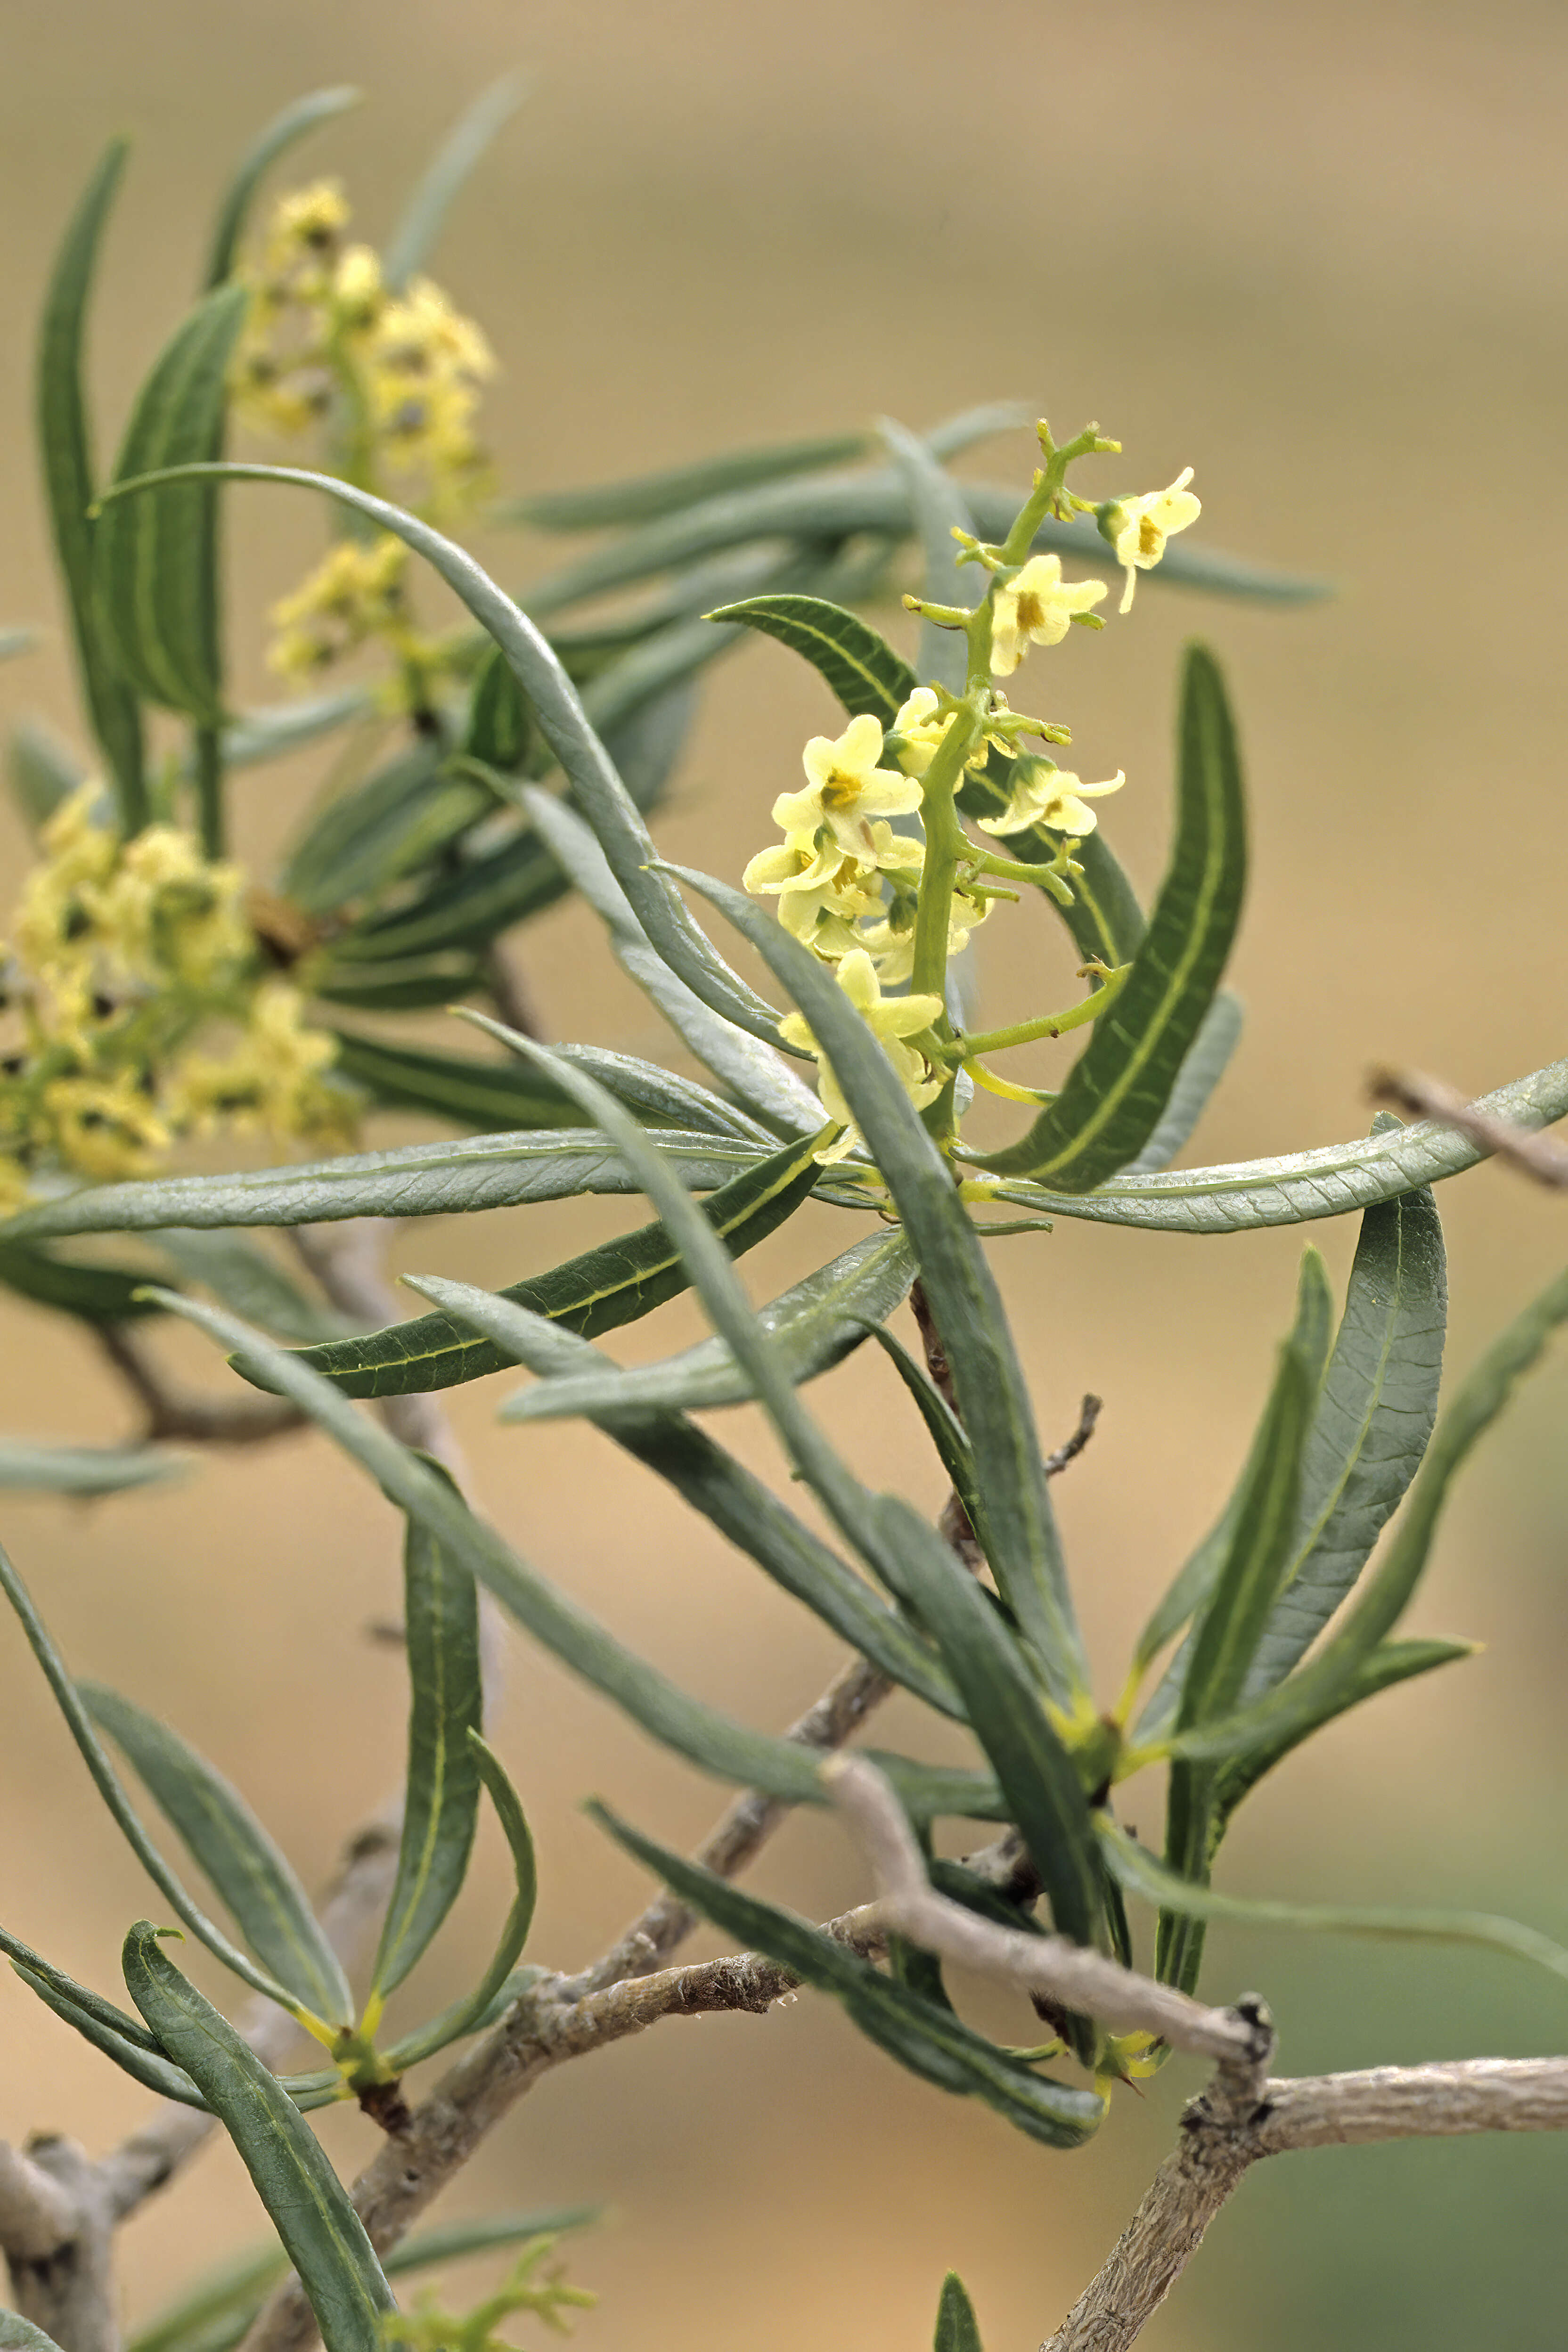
<box><xmin>1</xmin><ymin>2</ymin><xmax>1567</xmax><ymax>2345</ymax></box>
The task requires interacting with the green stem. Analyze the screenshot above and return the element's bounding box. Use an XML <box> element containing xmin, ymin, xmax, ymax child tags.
<box><xmin>947</xmin><ymin>963</ymin><xmax>1130</xmax><ymax>1060</ymax></box>
<box><xmin>191</xmin><ymin>724</ymin><xmax>224</xmax><ymax>859</ymax></box>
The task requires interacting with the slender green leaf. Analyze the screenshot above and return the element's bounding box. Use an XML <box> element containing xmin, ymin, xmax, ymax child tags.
<box><xmin>8</xmin><ymin>719</ymin><xmax>87</xmax><ymax>832</ymax></box>
<box><xmin>517</xmin><ymin>432</ymin><xmax>872</xmax><ymax>532</ymax></box>
<box><xmin>590</xmin><ymin>1800</ymin><xmax>1102</xmax><ymax>2148</ymax></box>
<box><xmin>863</xmin><ymin>1325</ymin><xmax>990</xmax><ymax>1555</ymax></box>
<box><xmin>0</xmin><ymin>1241</ymin><xmax>167</xmax><ymax>1322</ymax></box>
<box><xmin>1135</xmin><ymin>1250</ymin><xmax>1334</xmax><ymax>1709</ymax></box>
<box><xmin>402</xmin><ymin>1274</ymin><xmax>960</xmax><ymax>1717</ymax></box>
<box><xmin>0</xmin><ymin>1916</ymin><xmax>163</xmax><ymax>2051</ymax></box>
<box><xmin>387</xmin><ymin>2210</ymin><xmax>598</xmax><ymax>2273</ymax></box>
<box><xmin>94</xmin><ymin>286</ymin><xmax>250</xmax><ymax>723</ymax></box>
<box><xmin>383</xmin><ymin>76</ymin><xmax>527</xmax><ymax>290</ymax></box>
<box><xmin>329</xmin><ymin>1029</ymin><xmax>586</xmax><ymax>1135</ymax></box>
<box><xmin>0</xmin><ymin>1441</ymin><xmax>183</xmax><ymax>1496</ymax></box>
<box><xmin>1</xmin><ymin>2311</ymin><xmax>68</xmax><ymax>2351</ymax></box>
<box><xmin>284</xmin><ymin>1131</ymin><xmax>820</xmax><ymax>1400</ymax></box>
<box><xmin>13</xmin><ymin>1962</ymin><xmax>206</xmax><ymax>2105</ymax></box>
<box><xmin>1212</xmin><ymin>1637</ymin><xmax>1474</xmax><ymax>1826</ymax></box>
<box><xmin>513</xmin><ymin>460</ymin><xmax>1326</xmax><ymax>620</ymax></box>
<box><xmin>82</xmin><ymin>1682</ymin><xmax>352</xmax><ymax>2023</ymax></box>
<box><xmin>123</xmin><ymin>1925</ymin><xmax>396</xmax><ymax>2352</ymax></box>
<box><xmin>501</xmin><ymin>1229</ymin><xmax>912</xmax><ymax>1423</ymax></box>
<box><xmin>153</xmin><ymin>1230</ymin><xmax>348</xmax><ymax>1344</ymax></box>
<box><xmin>464</xmin><ymin>641</ymin><xmax>531</xmax><ymax>771</ymax></box>
<box><xmin>1121</xmin><ymin>992</ymin><xmax>1244</xmax><ymax>1174</ymax></box>
<box><xmin>385</xmin><ymin>1731</ymin><xmax>536</xmax><ymax>2066</ymax></box>
<box><xmin>152</xmin><ymin>1287</ymin><xmax>999</xmax><ymax>1823</ymax></box>
<box><xmin>978</xmin><ymin>646</ymin><xmax>1246</xmax><ymax>1185</ymax></box>
<box><xmin>1101</xmin><ymin>1820</ymin><xmax>1568</xmax><ymax>1988</ymax></box>
<box><xmin>101</xmin><ymin>464</ymin><xmax>784</xmax><ymax>1041</ymax></box>
<box><xmin>36</xmin><ymin>137</ymin><xmax>146</xmax><ymax>821</ymax></box>
<box><xmin>880</xmin><ymin>413</ymin><xmax>973</xmax><ymax>694</ymax></box>
<box><xmin>1243</xmin><ymin>1172</ymin><xmax>1447</xmax><ymax>1699</ymax></box>
<box><xmin>0</xmin><ymin>1541</ymin><xmax>304</xmax><ymax>2013</ymax></box>
<box><xmin>315</xmin><ymin>954</ymin><xmax>485</xmax><ymax>1013</ymax></box>
<box><xmin>283</xmin><ymin>744</ymin><xmax>487</xmax><ymax>914</ymax></box>
<box><xmin>1168</xmin><ymin>1265</ymin><xmax>1568</xmax><ymax>1773</ymax></box>
<box><xmin>546</xmin><ymin>1046</ymin><xmax>772</xmax><ymax>1143</ymax></box>
<box><xmin>934</xmin><ymin>2273</ymin><xmax>984</xmax><ymax>2352</ymax></box>
<box><xmin>220</xmin><ymin>686</ymin><xmax>371</xmax><ymax>769</ymax></box>
<box><xmin>370</xmin><ymin>1466</ymin><xmax>482</xmax><ymax>1999</ymax></box>
<box><xmin>202</xmin><ymin>87</ymin><xmax>360</xmax><ymax>288</ymax></box>
<box><xmin>877</xmin><ymin>1496</ymin><xmax>1101</xmax><ymax>1964</ymax></box>
<box><xmin>0</xmin><ymin>1129</ymin><xmax>767</xmax><ymax>1241</ymax></box>
<box><xmin>669</xmin><ymin>864</ymin><xmax>1090</xmax><ymax>1706</ymax></box>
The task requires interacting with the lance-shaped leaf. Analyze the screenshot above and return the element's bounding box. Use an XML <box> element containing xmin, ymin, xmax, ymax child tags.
<box><xmin>2</xmin><ymin>2313</ymin><xmax>68</xmax><ymax>2351</ymax></box>
<box><xmin>152</xmin><ymin>1287</ymin><xmax>1000</xmax><ymax>1823</ymax></box>
<box><xmin>403</xmin><ymin>1273</ymin><xmax>959</xmax><ymax>1717</ymax></box>
<box><xmin>1242</xmin><ymin>1172</ymin><xmax>1447</xmax><ymax>1700</ymax></box>
<box><xmin>1167</xmin><ymin>1263</ymin><xmax>1568</xmax><ymax>1774</ymax></box>
<box><xmin>1101</xmin><ymin>1820</ymin><xmax>1568</xmax><ymax>1988</ymax></box>
<box><xmin>0</xmin><ymin>1240</ymin><xmax>169</xmax><ymax>1322</ymax></box>
<box><xmin>13</xmin><ymin>1962</ymin><xmax>206</xmax><ymax>2106</ymax></box>
<box><xmin>880</xmin><ymin>415</ymin><xmax>975</xmax><ymax>694</ymax></box>
<box><xmin>316</xmin><ymin>953</ymin><xmax>485</xmax><ymax>1013</ymax></box>
<box><xmin>1135</xmin><ymin>1249</ymin><xmax>1334</xmax><ymax>1721</ymax></box>
<box><xmin>0</xmin><ymin>1540</ymin><xmax>318</xmax><ymax>2015</ymax></box>
<box><xmin>383</xmin><ymin>75</ymin><xmax>527</xmax><ymax>290</ymax></box>
<box><xmin>591</xmin><ymin>1800</ymin><xmax>1102</xmax><ymax>2148</ymax></box>
<box><xmin>154</xmin><ymin>1230</ymin><xmax>348</xmax><ymax>1345</ymax></box>
<box><xmin>202</xmin><ymin>86</ymin><xmax>361</xmax><ymax>288</ymax></box>
<box><xmin>877</xmin><ymin>1495</ymin><xmax>1102</xmax><ymax>1955</ymax></box>
<box><xmin>283</xmin><ymin>743</ymin><xmax>485</xmax><ymax>914</ymax></box>
<box><xmin>330</xmin><ymin>1029</ymin><xmax>767</xmax><ymax>1145</ymax></box>
<box><xmin>863</xmin><ymin>1325</ymin><xmax>989</xmax><ymax>1557</ymax></box>
<box><xmin>386</xmin><ymin>1731</ymin><xmax>536</xmax><ymax>2067</ymax></box>
<box><xmin>93</xmin><ymin>286</ymin><xmax>250</xmax><ymax>722</ymax></box>
<box><xmin>284</xmin><ymin>1131</ymin><xmax>821</xmax><ymax>1401</ymax></box>
<box><xmin>219</xmin><ymin>686</ymin><xmax>372</xmax><ymax>769</ymax></box>
<box><xmin>668</xmin><ymin>864</ymin><xmax>1091</xmax><ymax>1707</ymax></box>
<box><xmin>81</xmin><ymin>1682</ymin><xmax>352</xmax><ymax>2024</ymax></box>
<box><xmin>513</xmin><ymin>454</ymin><xmax>1325</xmax><ymax>619</ymax></box>
<box><xmin>1212</xmin><ymin>1637</ymin><xmax>1473</xmax><ymax>1828</ymax></box>
<box><xmin>368</xmin><ymin>1467</ymin><xmax>483</xmax><ymax>2001</ymax></box>
<box><xmin>464</xmin><ymin>641</ymin><xmax>531</xmax><ymax>771</ymax></box>
<box><xmin>518</xmin><ymin>432</ymin><xmax>872</xmax><ymax>532</ymax></box>
<box><xmin>1120</xmin><ymin>992</ymin><xmax>1244</xmax><ymax>1174</ymax></box>
<box><xmin>934</xmin><ymin>2274</ymin><xmax>984</xmax><ymax>2352</ymax></box>
<box><xmin>978</xmin><ymin>645</ymin><xmax>1246</xmax><ymax>1186</ymax></box>
<box><xmin>36</xmin><ymin>137</ymin><xmax>146</xmax><ymax>822</ymax></box>
<box><xmin>0</xmin><ymin>1442</ymin><xmax>183</xmax><ymax>1496</ymax></box>
<box><xmin>501</xmin><ymin>1228</ymin><xmax>912</xmax><ymax>1424</ymax></box>
<box><xmin>99</xmin><ymin>463</ymin><xmax>784</xmax><ymax>1042</ymax></box>
<box><xmin>0</xmin><ymin>1130</ymin><xmax>767</xmax><ymax>1241</ymax></box>
<box><xmin>0</xmin><ymin>1915</ymin><xmax>163</xmax><ymax>2052</ymax></box>
<box><xmin>123</xmin><ymin>1925</ymin><xmax>397</xmax><ymax>2352</ymax></box>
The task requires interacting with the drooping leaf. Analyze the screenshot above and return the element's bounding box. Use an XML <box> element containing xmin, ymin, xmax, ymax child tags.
<box><xmin>81</xmin><ymin>1682</ymin><xmax>352</xmax><ymax>2023</ymax></box>
<box><xmin>1101</xmin><ymin>1820</ymin><xmax>1568</xmax><ymax>1988</ymax></box>
<box><xmin>516</xmin><ymin>432</ymin><xmax>873</xmax><ymax>532</ymax></box>
<box><xmin>385</xmin><ymin>1731</ymin><xmax>536</xmax><ymax>2066</ymax></box>
<box><xmin>93</xmin><ymin>286</ymin><xmax>250</xmax><ymax>722</ymax></box>
<box><xmin>36</xmin><ymin>137</ymin><xmax>146</xmax><ymax>822</ymax></box>
<box><xmin>382</xmin><ymin>75</ymin><xmax>527</xmax><ymax>290</ymax></box>
<box><xmin>590</xmin><ymin>1800</ymin><xmax>1102</xmax><ymax>2148</ymax></box>
<box><xmin>978</xmin><ymin>645</ymin><xmax>1246</xmax><ymax>1186</ymax></box>
<box><xmin>1242</xmin><ymin>1170</ymin><xmax>1447</xmax><ymax>1700</ymax></box>
<box><xmin>369</xmin><ymin>1464</ymin><xmax>483</xmax><ymax>2001</ymax></box>
<box><xmin>122</xmin><ymin>1925</ymin><xmax>397</xmax><ymax>2352</ymax></box>
<box><xmin>202</xmin><ymin>86</ymin><xmax>361</xmax><ymax>288</ymax></box>
<box><xmin>933</xmin><ymin>2272</ymin><xmax>984</xmax><ymax>2352</ymax></box>
<box><xmin>0</xmin><ymin>1541</ymin><xmax>305</xmax><ymax>2013</ymax></box>
<box><xmin>669</xmin><ymin>865</ymin><xmax>1090</xmax><ymax>1708</ymax></box>
<box><xmin>1212</xmin><ymin>1637</ymin><xmax>1474</xmax><ymax>1827</ymax></box>
<box><xmin>402</xmin><ymin>1273</ymin><xmax>959</xmax><ymax>1718</ymax></box>
<box><xmin>282</xmin><ymin>1130</ymin><xmax>821</xmax><ymax>1400</ymax></box>
<box><xmin>0</xmin><ymin>1128</ymin><xmax>768</xmax><ymax>1241</ymax></box>
<box><xmin>1120</xmin><ymin>991</ymin><xmax>1244</xmax><ymax>1174</ymax></box>
<box><xmin>1167</xmin><ymin>1264</ymin><xmax>1568</xmax><ymax>1774</ymax></box>
<box><xmin>101</xmin><ymin>463</ymin><xmax>785</xmax><ymax>1042</ymax></box>
<box><xmin>501</xmin><ymin>1228</ymin><xmax>912</xmax><ymax>1423</ymax></box>
<box><xmin>0</xmin><ymin>1241</ymin><xmax>168</xmax><ymax>1322</ymax></box>
<box><xmin>0</xmin><ymin>1441</ymin><xmax>184</xmax><ymax>1496</ymax></box>
<box><xmin>0</xmin><ymin>1915</ymin><xmax>163</xmax><ymax>2052</ymax></box>
<box><xmin>13</xmin><ymin>1961</ymin><xmax>206</xmax><ymax>2107</ymax></box>
<box><xmin>153</xmin><ymin>1287</ymin><xmax>1000</xmax><ymax>1824</ymax></box>
<box><xmin>876</xmin><ymin>1496</ymin><xmax>1102</xmax><ymax>1957</ymax></box>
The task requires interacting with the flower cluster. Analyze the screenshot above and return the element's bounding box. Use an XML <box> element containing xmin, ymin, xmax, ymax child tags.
<box><xmin>0</xmin><ymin>788</ymin><xmax>353</xmax><ymax>1202</ymax></box>
<box><xmin>232</xmin><ymin>179</ymin><xmax>497</xmax><ymax>683</ymax></box>
<box><xmin>743</xmin><ymin>422</ymin><xmax>1200</xmax><ymax>1157</ymax></box>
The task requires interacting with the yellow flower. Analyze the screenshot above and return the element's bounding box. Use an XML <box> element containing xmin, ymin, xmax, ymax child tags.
<box><xmin>860</xmin><ymin>883</ymin><xmax>990</xmax><ymax>986</ymax></box>
<box><xmin>332</xmin><ymin>244</ymin><xmax>385</xmax><ymax>332</ymax></box>
<box><xmin>886</xmin><ymin>688</ymin><xmax>1001</xmax><ymax>780</ymax></box>
<box><xmin>778</xmin><ymin>949</ymin><xmax>944</xmax><ymax>1163</ymax></box>
<box><xmin>167</xmin><ymin>983</ymin><xmax>349</xmax><ymax>1146</ymax></box>
<box><xmin>976</xmin><ymin>761</ymin><xmax>1126</xmax><ymax>839</ymax></box>
<box><xmin>989</xmin><ymin>555</ymin><xmax>1108</xmax><ymax>677</ymax></box>
<box><xmin>268</xmin><ymin>534</ymin><xmax>410</xmax><ymax>676</ymax></box>
<box><xmin>743</xmin><ymin>833</ymin><xmax>895</xmax><ymax>963</ymax></box>
<box><xmin>771</xmin><ymin>715</ymin><xmax>923</xmax><ymax>861</ymax></box>
<box><xmin>43</xmin><ymin>1072</ymin><xmax>171</xmax><ymax>1182</ymax></box>
<box><xmin>1099</xmin><ymin>468</ymin><xmax>1200</xmax><ymax>612</ymax></box>
<box><xmin>105</xmin><ymin>827</ymin><xmax>251</xmax><ymax>989</ymax></box>
<box><xmin>16</xmin><ymin>784</ymin><xmax>116</xmax><ymax>973</ymax></box>
<box><xmin>261</xmin><ymin>180</ymin><xmax>350</xmax><ymax>288</ymax></box>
